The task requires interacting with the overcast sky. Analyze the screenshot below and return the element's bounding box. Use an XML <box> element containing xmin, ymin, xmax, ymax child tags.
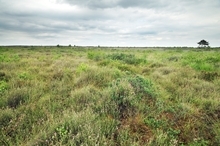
<box><xmin>0</xmin><ymin>0</ymin><xmax>220</xmax><ymax>47</ymax></box>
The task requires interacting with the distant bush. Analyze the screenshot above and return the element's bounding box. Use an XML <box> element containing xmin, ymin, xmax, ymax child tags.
<box><xmin>182</xmin><ymin>52</ymin><xmax>219</xmax><ymax>71</ymax></box>
<box><xmin>107</xmin><ymin>53</ymin><xmax>146</xmax><ymax>65</ymax></box>
<box><xmin>0</xmin><ymin>54</ymin><xmax>20</xmax><ymax>62</ymax></box>
<box><xmin>204</xmin><ymin>56</ymin><xmax>220</xmax><ymax>63</ymax></box>
<box><xmin>168</xmin><ymin>56</ymin><xmax>181</xmax><ymax>62</ymax></box>
<box><xmin>87</xmin><ymin>51</ymin><xmax>105</xmax><ymax>61</ymax></box>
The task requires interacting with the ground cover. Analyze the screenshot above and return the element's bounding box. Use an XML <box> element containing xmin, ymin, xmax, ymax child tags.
<box><xmin>0</xmin><ymin>46</ymin><xmax>220</xmax><ymax>145</ymax></box>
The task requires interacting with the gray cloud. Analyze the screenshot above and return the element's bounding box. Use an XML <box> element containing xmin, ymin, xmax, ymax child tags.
<box><xmin>63</xmin><ymin>0</ymin><xmax>175</xmax><ymax>9</ymax></box>
<box><xmin>0</xmin><ymin>0</ymin><xmax>219</xmax><ymax>46</ymax></box>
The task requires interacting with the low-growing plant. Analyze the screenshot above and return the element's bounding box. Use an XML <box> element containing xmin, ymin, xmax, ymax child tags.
<box><xmin>56</xmin><ymin>125</ymin><xmax>69</xmax><ymax>141</ymax></box>
<box><xmin>191</xmin><ymin>62</ymin><xmax>214</xmax><ymax>71</ymax></box>
<box><xmin>188</xmin><ymin>138</ymin><xmax>210</xmax><ymax>146</ymax></box>
<box><xmin>182</xmin><ymin>52</ymin><xmax>219</xmax><ymax>71</ymax></box>
<box><xmin>76</xmin><ymin>63</ymin><xmax>89</xmax><ymax>74</ymax></box>
<box><xmin>113</xmin><ymin>62</ymin><xmax>137</xmax><ymax>73</ymax></box>
<box><xmin>0</xmin><ymin>109</ymin><xmax>13</xmax><ymax>128</ymax></box>
<box><xmin>167</xmin><ymin>128</ymin><xmax>180</xmax><ymax>139</ymax></box>
<box><xmin>75</xmin><ymin>66</ymin><xmax>122</xmax><ymax>88</ymax></box>
<box><xmin>18</xmin><ymin>72</ymin><xmax>30</xmax><ymax>80</ymax></box>
<box><xmin>199</xmin><ymin>71</ymin><xmax>219</xmax><ymax>81</ymax></box>
<box><xmin>0</xmin><ymin>72</ymin><xmax>6</xmax><ymax>80</ymax></box>
<box><xmin>168</xmin><ymin>56</ymin><xmax>181</xmax><ymax>62</ymax></box>
<box><xmin>144</xmin><ymin>116</ymin><xmax>165</xmax><ymax>129</ymax></box>
<box><xmin>97</xmin><ymin>60</ymin><xmax>111</xmax><ymax>66</ymax></box>
<box><xmin>108</xmin><ymin>53</ymin><xmax>146</xmax><ymax>65</ymax></box>
<box><xmin>107</xmin><ymin>75</ymin><xmax>157</xmax><ymax>119</ymax></box>
<box><xmin>108</xmin><ymin>78</ymin><xmax>136</xmax><ymax>119</ymax></box>
<box><xmin>128</xmin><ymin>75</ymin><xmax>156</xmax><ymax>99</ymax></box>
<box><xmin>0</xmin><ymin>54</ymin><xmax>10</xmax><ymax>62</ymax></box>
<box><xmin>87</xmin><ymin>51</ymin><xmax>105</xmax><ymax>61</ymax></box>
<box><xmin>7</xmin><ymin>89</ymin><xmax>29</xmax><ymax>108</ymax></box>
<box><xmin>0</xmin><ymin>81</ymin><xmax>8</xmax><ymax>94</ymax></box>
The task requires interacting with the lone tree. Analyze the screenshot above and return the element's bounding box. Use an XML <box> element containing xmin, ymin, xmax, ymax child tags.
<box><xmin>198</xmin><ymin>39</ymin><xmax>209</xmax><ymax>47</ymax></box>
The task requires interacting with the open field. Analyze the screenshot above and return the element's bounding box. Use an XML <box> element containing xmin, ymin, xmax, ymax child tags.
<box><xmin>0</xmin><ymin>46</ymin><xmax>220</xmax><ymax>145</ymax></box>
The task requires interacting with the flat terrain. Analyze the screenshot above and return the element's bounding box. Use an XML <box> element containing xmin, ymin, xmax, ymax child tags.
<box><xmin>0</xmin><ymin>46</ymin><xmax>220</xmax><ymax>145</ymax></box>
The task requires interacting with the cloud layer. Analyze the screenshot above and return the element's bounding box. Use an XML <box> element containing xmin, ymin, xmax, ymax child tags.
<box><xmin>0</xmin><ymin>0</ymin><xmax>219</xmax><ymax>46</ymax></box>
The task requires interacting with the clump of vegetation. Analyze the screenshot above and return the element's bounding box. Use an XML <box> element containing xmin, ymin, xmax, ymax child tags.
<box><xmin>109</xmin><ymin>75</ymin><xmax>156</xmax><ymax>117</ymax></box>
<box><xmin>87</xmin><ymin>51</ymin><xmax>105</xmax><ymax>61</ymax></box>
<box><xmin>0</xmin><ymin>72</ymin><xmax>6</xmax><ymax>80</ymax></box>
<box><xmin>182</xmin><ymin>51</ymin><xmax>220</xmax><ymax>72</ymax></box>
<box><xmin>199</xmin><ymin>71</ymin><xmax>219</xmax><ymax>81</ymax></box>
<box><xmin>107</xmin><ymin>53</ymin><xmax>146</xmax><ymax>65</ymax></box>
<box><xmin>0</xmin><ymin>81</ymin><xmax>8</xmax><ymax>94</ymax></box>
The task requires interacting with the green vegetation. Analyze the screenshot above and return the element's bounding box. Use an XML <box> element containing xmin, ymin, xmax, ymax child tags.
<box><xmin>0</xmin><ymin>46</ymin><xmax>220</xmax><ymax>145</ymax></box>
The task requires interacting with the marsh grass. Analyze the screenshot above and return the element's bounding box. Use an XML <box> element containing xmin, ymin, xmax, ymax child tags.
<box><xmin>0</xmin><ymin>46</ymin><xmax>219</xmax><ymax>145</ymax></box>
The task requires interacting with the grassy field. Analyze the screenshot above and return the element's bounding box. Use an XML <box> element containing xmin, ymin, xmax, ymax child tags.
<box><xmin>0</xmin><ymin>46</ymin><xmax>220</xmax><ymax>145</ymax></box>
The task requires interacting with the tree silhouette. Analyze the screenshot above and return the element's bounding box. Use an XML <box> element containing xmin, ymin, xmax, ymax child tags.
<box><xmin>198</xmin><ymin>39</ymin><xmax>209</xmax><ymax>47</ymax></box>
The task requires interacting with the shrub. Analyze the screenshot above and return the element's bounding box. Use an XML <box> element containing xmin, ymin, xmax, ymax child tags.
<box><xmin>18</xmin><ymin>72</ymin><xmax>30</xmax><ymax>80</ymax></box>
<box><xmin>199</xmin><ymin>71</ymin><xmax>219</xmax><ymax>81</ymax></box>
<box><xmin>107</xmin><ymin>75</ymin><xmax>157</xmax><ymax>119</ymax></box>
<box><xmin>87</xmin><ymin>51</ymin><xmax>105</xmax><ymax>61</ymax></box>
<box><xmin>128</xmin><ymin>75</ymin><xmax>156</xmax><ymax>99</ymax></box>
<box><xmin>168</xmin><ymin>56</ymin><xmax>181</xmax><ymax>62</ymax></box>
<box><xmin>108</xmin><ymin>53</ymin><xmax>146</xmax><ymax>65</ymax></box>
<box><xmin>7</xmin><ymin>90</ymin><xmax>29</xmax><ymax>108</ymax></box>
<box><xmin>0</xmin><ymin>72</ymin><xmax>6</xmax><ymax>80</ymax></box>
<box><xmin>75</xmin><ymin>66</ymin><xmax>122</xmax><ymax>88</ymax></box>
<box><xmin>110</xmin><ymin>78</ymin><xmax>136</xmax><ymax>119</ymax></box>
<box><xmin>144</xmin><ymin>116</ymin><xmax>165</xmax><ymax>129</ymax></box>
<box><xmin>0</xmin><ymin>55</ymin><xmax>10</xmax><ymax>62</ymax></box>
<box><xmin>76</xmin><ymin>63</ymin><xmax>89</xmax><ymax>74</ymax></box>
<box><xmin>0</xmin><ymin>81</ymin><xmax>8</xmax><ymax>94</ymax></box>
<box><xmin>0</xmin><ymin>109</ymin><xmax>13</xmax><ymax>128</ymax></box>
<box><xmin>191</xmin><ymin>62</ymin><xmax>214</xmax><ymax>71</ymax></box>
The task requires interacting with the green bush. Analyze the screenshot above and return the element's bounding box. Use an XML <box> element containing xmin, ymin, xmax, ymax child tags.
<box><xmin>7</xmin><ymin>90</ymin><xmax>29</xmax><ymax>108</ymax></box>
<box><xmin>0</xmin><ymin>72</ymin><xmax>6</xmax><ymax>80</ymax></box>
<box><xmin>108</xmin><ymin>53</ymin><xmax>146</xmax><ymax>65</ymax></box>
<box><xmin>144</xmin><ymin>116</ymin><xmax>165</xmax><ymax>129</ymax></box>
<box><xmin>0</xmin><ymin>81</ymin><xmax>8</xmax><ymax>94</ymax></box>
<box><xmin>87</xmin><ymin>51</ymin><xmax>105</xmax><ymax>61</ymax></box>
<box><xmin>107</xmin><ymin>75</ymin><xmax>157</xmax><ymax>119</ymax></box>
<box><xmin>182</xmin><ymin>52</ymin><xmax>219</xmax><ymax>71</ymax></box>
<box><xmin>0</xmin><ymin>110</ymin><xmax>13</xmax><ymax>128</ymax></box>
<box><xmin>199</xmin><ymin>71</ymin><xmax>219</xmax><ymax>81</ymax></box>
<box><xmin>18</xmin><ymin>72</ymin><xmax>30</xmax><ymax>80</ymax></box>
<box><xmin>76</xmin><ymin>63</ymin><xmax>89</xmax><ymax>74</ymax></box>
<box><xmin>128</xmin><ymin>75</ymin><xmax>156</xmax><ymax>99</ymax></box>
